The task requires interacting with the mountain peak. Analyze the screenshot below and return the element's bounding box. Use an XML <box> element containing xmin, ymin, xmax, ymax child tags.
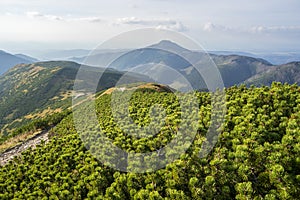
<box><xmin>148</xmin><ymin>40</ymin><xmax>190</xmax><ymax>53</ymax></box>
<box><xmin>157</xmin><ymin>40</ymin><xmax>178</xmax><ymax>45</ymax></box>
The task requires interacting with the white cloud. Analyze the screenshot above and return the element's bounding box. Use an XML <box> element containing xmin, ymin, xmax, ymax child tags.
<box><xmin>26</xmin><ymin>11</ymin><xmax>44</xmax><ymax>18</ymax></box>
<box><xmin>251</xmin><ymin>25</ymin><xmax>300</xmax><ymax>33</ymax></box>
<box><xmin>203</xmin><ymin>22</ymin><xmax>215</xmax><ymax>32</ymax></box>
<box><xmin>203</xmin><ymin>22</ymin><xmax>234</xmax><ymax>33</ymax></box>
<box><xmin>25</xmin><ymin>11</ymin><xmax>63</xmax><ymax>21</ymax></box>
<box><xmin>116</xmin><ymin>17</ymin><xmax>187</xmax><ymax>31</ymax></box>
<box><xmin>25</xmin><ymin>11</ymin><xmax>103</xmax><ymax>23</ymax></box>
<box><xmin>155</xmin><ymin>22</ymin><xmax>187</xmax><ymax>32</ymax></box>
<box><xmin>77</xmin><ymin>17</ymin><xmax>102</xmax><ymax>23</ymax></box>
<box><xmin>203</xmin><ymin>22</ymin><xmax>300</xmax><ymax>36</ymax></box>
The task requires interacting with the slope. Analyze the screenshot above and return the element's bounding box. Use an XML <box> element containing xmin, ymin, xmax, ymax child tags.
<box><xmin>0</xmin><ymin>83</ymin><xmax>299</xmax><ymax>199</ymax></box>
<box><xmin>0</xmin><ymin>61</ymin><xmax>149</xmax><ymax>138</ymax></box>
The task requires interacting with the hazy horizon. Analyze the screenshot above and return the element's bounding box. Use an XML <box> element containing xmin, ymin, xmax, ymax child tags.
<box><xmin>1</xmin><ymin>0</ymin><xmax>300</xmax><ymax>54</ymax></box>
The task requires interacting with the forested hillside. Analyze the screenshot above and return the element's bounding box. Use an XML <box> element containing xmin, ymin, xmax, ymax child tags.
<box><xmin>0</xmin><ymin>83</ymin><xmax>299</xmax><ymax>199</ymax></box>
<box><xmin>0</xmin><ymin>61</ymin><xmax>148</xmax><ymax>139</ymax></box>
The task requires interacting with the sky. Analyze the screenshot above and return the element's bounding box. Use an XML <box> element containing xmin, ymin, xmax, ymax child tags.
<box><xmin>0</xmin><ymin>0</ymin><xmax>300</xmax><ymax>53</ymax></box>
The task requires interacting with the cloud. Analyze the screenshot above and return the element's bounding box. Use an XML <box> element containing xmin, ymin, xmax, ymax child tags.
<box><xmin>71</xmin><ymin>17</ymin><xmax>102</xmax><ymax>23</ymax></box>
<box><xmin>25</xmin><ymin>11</ymin><xmax>102</xmax><ymax>23</ymax></box>
<box><xmin>203</xmin><ymin>22</ymin><xmax>215</xmax><ymax>32</ymax></box>
<box><xmin>250</xmin><ymin>25</ymin><xmax>300</xmax><ymax>33</ymax></box>
<box><xmin>203</xmin><ymin>22</ymin><xmax>300</xmax><ymax>37</ymax></box>
<box><xmin>155</xmin><ymin>22</ymin><xmax>187</xmax><ymax>32</ymax></box>
<box><xmin>116</xmin><ymin>17</ymin><xmax>188</xmax><ymax>31</ymax></box>
<box><xmin>26</xmin><ymin>11</ymin><xmax>44</xmax><ymax>18</ymax></box>
<box><xmin>203</xmin><ymin>22</ymin><xmax>234</xmax><ymax>32</ymax></box>
<box><xmin>25</xmin><ymin>11</ymin><xmax>63</xmax><ymax>21</ymax></box>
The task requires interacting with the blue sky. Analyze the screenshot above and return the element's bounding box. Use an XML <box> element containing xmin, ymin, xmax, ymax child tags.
<box><xmin>0</xmin><ymin>0</ymin><xmax>299</xmax><ymax>52</ymax></box>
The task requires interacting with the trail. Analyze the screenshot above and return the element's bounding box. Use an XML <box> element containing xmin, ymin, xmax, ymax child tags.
<box><xmin>0</xmin><ymin>130</ymin><xmax>50</xmax><ymax>166</ymax></box>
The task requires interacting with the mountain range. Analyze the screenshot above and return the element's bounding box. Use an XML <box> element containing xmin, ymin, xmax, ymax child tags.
<box><xmin>71</xmin><ymin>40</ymin><xmax>299</xmax><ymax>88</ymax></box>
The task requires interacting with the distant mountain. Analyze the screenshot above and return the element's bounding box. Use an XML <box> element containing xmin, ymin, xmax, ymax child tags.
<box><xmin>208</xmin><ymin>51</ymin><xmax>257</xmax><ymax>58</ymax></box>
<box><xmin>245</xmin><ymin>62</ymin><xmax>300</xmax><ymax>86</ymax></box>
<box><xmin>16</xmin><ymin>49</ymin><xmax>92</xmax><ymax>60</ymax></box>
<box><xmin>48</xmin><ymin>41</ymin><xmax>300</xmax><ymax>88</ymax></box>
<box><xmin>210</xmin><ymin>50</ymin><xmax>300</xmax><ymax>65</ymax></box>
<box><xmin>109</xmin><ymin>48</ymin><xmax>191</xmax><ymax>71</ymax></box>
<box><xmin>0</xmin><ymin>61</ymin><xmax>149</xmax><ymax>136</ymax></box>
<box><xmin>14</xmin><ymin>54</ymin><xmax>39</xmax><ymax>63</ymax></box>
<box><xmin>71</xmin><ymin>40</ymin><xmax>278</xmax><ymax>90</ymax></box>
<box><xmin>71</xmin><ymin>50</ymin><xmax>128</xmax><ymax>67</ymax></box>
<box><xmin>0</xmin><ymin>50</ymin><xmax>35</xmax><ymax>75</ymax></box>
<box><xmin>257</xmin><ymin>52</ymin><xmax>300</xmax><ymax>65</ymax></box>
<box><xmin>148</xmin><ymin>40</ymin><xmax>190</xmax><ymax>53</ymax></box>
<box><xmin>107</xmin><ymin>40</ymin><xmax>273</xmax><ymax>89</ymax></box>
<box><xmin>210</xmin><ymin>54</ymin><xmax>273</xmax><ymax>86</ymax></box>
<box><xmin>71</xmin><ymin>40</ymin><xmax>191</xmax><ymax>67</ymax></box>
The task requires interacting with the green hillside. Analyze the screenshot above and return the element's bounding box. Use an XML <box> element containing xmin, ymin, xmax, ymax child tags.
<box><xmin>0</xmin><ymin>61</ymin><xmax>148</xmax><ymax>139</ymax></box>
<box><xmin>1</xmin><ymin>83</ymin><xmax>299</xmax><ymax>199</ymax></box>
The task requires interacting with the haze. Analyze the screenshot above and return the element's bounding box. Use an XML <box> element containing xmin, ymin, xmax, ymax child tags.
<box><xmin>0</xmin><ymin>0</ymin><xmax>299</xmax><ymax>53</ymax></box>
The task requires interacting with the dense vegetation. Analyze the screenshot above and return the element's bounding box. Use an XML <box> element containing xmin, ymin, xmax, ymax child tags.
<box><xmin>0</xmin><ymin>61</ymin><xmax>148</xmax><ymax>139</ymax></box>
<box><xmin>0</xmin><ymin>83</ymin><xmax>300</xmax><ymax>199</ymax></box>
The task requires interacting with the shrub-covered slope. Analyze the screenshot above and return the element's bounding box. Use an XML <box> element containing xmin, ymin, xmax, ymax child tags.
<box><xmin>0</xmin><ymin>83</ymin><xmax>299</xmax><ymax>199</ymax></box>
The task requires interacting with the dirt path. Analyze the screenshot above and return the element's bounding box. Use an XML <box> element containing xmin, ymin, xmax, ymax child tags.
<box><xmin>0</xmin><ymin>130</ymin><xmax>50</xmax><ymax>166</ymax></box>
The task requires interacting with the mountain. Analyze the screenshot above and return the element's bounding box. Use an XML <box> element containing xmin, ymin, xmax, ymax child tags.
<box><xmin>0</xmin><ymin>61</ymin><xmax>150</xmax><ymax>137</ymax></box>
<box><xmin>210</xmin><ymin>54</ymin><xmax>273</xmax><ymax>86</ymax></box>
<box><xmin>109</xmin><ymin>48</ymin><xmax>191</xmax><ymax>71</ymax></box>
<box><xmin>14</xmin><ymin>54</ymin><xmax>39</xmax><ymax>63</ymax></box>
<box><xmin>245</xmin><ymin>62</ymin><xmax>300</xmax><ymax>86</ymax></box>
<box><xmin>71</xmin><ymin>40</ymin><xmax>277</xmax><ymax>89</ymax></box>
<box><xmin>71</xmin><ymin>50</ymin><xmax>128</xmax><ymax>67</ymax></box>
<box><xmin>210</xmin><ymin>50</ymin><xmax>300</xmax><ymax>65</ymax></box>
<box><xmin>0</xmin><ymin>50</ymin><xmax>36</xmax><ymax>75</ymax></box>
<box><xmin>108</xmin><ymin>40</ymin><xmax>274</xmax><ymax>89</ymax></box>
<box><xmin>148</xmin><ymin>39</ymin><xmax>190</xmax><ymax>53</ymax></box>
<box><xmin>257</xmin><ymin>52</ymin><xmax>300</xmax><ymax>65</ymax></box>
<box><xmin>32</xmin><ymin>49</ymin><xmax>91</xmax><ymax>60</ymax></box>
<box><xmin>7</xmin><ymin>41</ymin><xmax>299</xmax><ymax>90</ymax></box>
<box><xmin>70</xmin><ymin>40</ymin><xmax>191</xmax><ymax>67</ymax></box>
<box><xmin>209</xmin><ymin>50</ymin><xmax>257</xmax><ymax>58</ymax></box>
